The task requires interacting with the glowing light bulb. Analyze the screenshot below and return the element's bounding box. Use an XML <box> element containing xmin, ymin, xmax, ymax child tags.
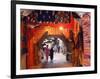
<box><xmin>59</xmin><ymin>26</ymin><xmax>64</xmax><ymax>31</ymax></box>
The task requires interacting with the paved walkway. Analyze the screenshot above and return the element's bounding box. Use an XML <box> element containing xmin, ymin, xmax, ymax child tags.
<box><xmin>41</xmin><ymin>51</ymin><xmax>90</xmax><ymax>68</ymax></box>
<box><xmin>42</xmin><ymin>52</ymin><xmax>72</xmax><ymax>68</ymax></box>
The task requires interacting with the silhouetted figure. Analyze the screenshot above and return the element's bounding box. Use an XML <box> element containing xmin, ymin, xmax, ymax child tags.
<box><xmin>50</xmin><ymin>46</ymin><xmax>54</xmax><ymax>62</ymax></box>
<box><xmin>58</xmin><ymin>46</ymin><xmax>60</xmax><ymax>53</ymax></box>
<box><xmin>44</xmin><ymin>45</ymin><xmax>49</xmax><ymax>62</ymax></box>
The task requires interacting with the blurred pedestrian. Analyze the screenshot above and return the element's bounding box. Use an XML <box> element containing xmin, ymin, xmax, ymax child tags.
<box><xmin>50</xmin><ymin>46</ymin><xmax>54</xmax><ymax>62</ymax></box>
<box><xmin>44</xmin><ymin>45</ymin><xmax>49</xmax><ymax>62</ymax></box>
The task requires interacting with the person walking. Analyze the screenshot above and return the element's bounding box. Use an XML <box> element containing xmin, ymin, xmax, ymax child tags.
<box><xmin>45</xmin><ymin>45</ymin><xmax>49</xmax><ymax>62</ymax></box>
<box><xmin>50</xmin><ymin>46</ymin><xmax>54</xmax><ymax>62</ymax></box>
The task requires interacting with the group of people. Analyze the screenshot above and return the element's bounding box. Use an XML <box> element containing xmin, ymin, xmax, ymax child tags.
<box><xmin>38</xmin><ymin>42</ymin><xmax>68</xmax><ymax>64</ymax></box>
<box><xmin>39</xmin><ymin>45</ymin><xmax>55</xmax><ymax>63</ymax></box>
<box><xmin>46</xmin><ymin>45</ymin><xmax>54</xmax><ymax>62</ymax></box>
<box><xmin>45</xmin><ymin>45</ymin><xmax>55</xmax><ymax>62</ymax></box>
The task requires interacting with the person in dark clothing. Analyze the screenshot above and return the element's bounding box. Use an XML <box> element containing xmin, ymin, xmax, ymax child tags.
<box><xmin>50</xmin><ymin>46</ymin><xmax>54</xmax><ymax>62</ymax></box>
<box><xmin>58</xmin><ymin>46</ymin><xmax>60</xmax><ymax>53</ymax></box>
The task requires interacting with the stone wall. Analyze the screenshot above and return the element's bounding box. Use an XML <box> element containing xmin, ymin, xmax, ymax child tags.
<box><xmin>81</xmin><ymin>12</ymin><xmax>91</xmax><ymax>66</ymax></box>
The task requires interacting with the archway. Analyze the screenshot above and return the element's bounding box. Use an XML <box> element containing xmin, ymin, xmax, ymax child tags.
<box><xmin>37</xmin><ymin>33</ymin><xmax>73</xmax><ymax>68</ymax></box>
